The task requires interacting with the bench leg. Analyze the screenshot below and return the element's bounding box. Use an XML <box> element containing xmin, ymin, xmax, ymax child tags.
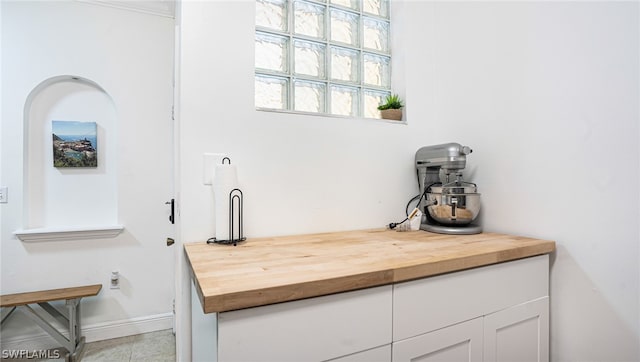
<box><xmin>18</xmin><ymin>298</ymin><xmax>87</xmax><ymax>361</ymax></box>
<box><xmin>21</xmin><ymin>304</ymin><xmax>75</xmax><ymax>352</ymax></box>
<box><xmin>39</xmin><ymin>302</ymin><xmax>69</xmax><ymax>326</ymax></box>
<box><xmin>1</xmin><ymin>306</ymin><xmax>17</xmax><ymax>325</ymax></box>
<box><xmin>66</xmin><ymin>298</ymin><xmax>84</xmax><ymax>361</ymax></box>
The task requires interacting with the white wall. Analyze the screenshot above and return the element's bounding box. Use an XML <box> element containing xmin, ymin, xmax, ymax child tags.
<box><xmin>411</xmin><ymin>2</ymin><xmax>639</xmax><ymax>360</ymax></box>
<box><xmin>178</xmin><ymin>1</ymin><xmax>639</xmax><ymax>361</ymax></box>
<box><xmin>178</xmin><ymin>1</ymin><xmax>418</xmax><ymax>245</ymax></box>
<box><xmin>1</xmin><ymin>1</ymin><xmax>175</xmax><ymax>345</ymax></box>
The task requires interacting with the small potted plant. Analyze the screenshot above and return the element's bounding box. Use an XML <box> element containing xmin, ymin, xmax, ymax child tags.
<box><xmin>378</xmin><ymin>93</ymin><xmax>404</xmax><ymax>121</ymax></box>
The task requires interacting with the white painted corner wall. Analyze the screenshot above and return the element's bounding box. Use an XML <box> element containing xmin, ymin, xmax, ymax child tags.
<box><xmin>177</xmin><ymin>1</ymin><xmax>639</xmax><ymax>361</ymax></box>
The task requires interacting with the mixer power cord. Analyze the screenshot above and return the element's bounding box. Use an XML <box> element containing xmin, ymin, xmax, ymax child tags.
<box><xmin>387</xmin><ymin>183</ymin><xmax>438</xmax><ymax>229</ymax></box>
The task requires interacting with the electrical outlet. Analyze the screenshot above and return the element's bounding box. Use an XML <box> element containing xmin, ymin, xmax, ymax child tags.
<box><xmin>0</xmin><ymin>187</ymin><xmax>7</xmax><ymax>203</ymax></box>
<box><xmin>110</xmin><ymin>271</ymin><xmax>120</xmax><ymax>289</ymax></box>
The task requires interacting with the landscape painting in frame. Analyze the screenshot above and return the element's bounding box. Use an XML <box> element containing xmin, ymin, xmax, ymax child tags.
<box><xmin>52</xmin><ymin>120</ymin><xmax>98</xmax><ymax>167</ymax></box>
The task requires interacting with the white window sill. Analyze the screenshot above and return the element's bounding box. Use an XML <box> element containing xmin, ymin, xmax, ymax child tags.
<box><xmin>256</xmin><ymin>107</ymin><xmax>408</xmax><ymax>125</ymax></box>
<box><xmin>14</xmin><ymin>225</ymin><xmax>124</xmax><ymax>242</ymax></box>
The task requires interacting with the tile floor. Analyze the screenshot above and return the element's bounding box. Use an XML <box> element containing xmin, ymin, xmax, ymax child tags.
<box><xmin>81</xmin><ymin>329</ymin><xmax>176</xmax><ymax>362</ymax></box>
<box><xmin>1</xmin><ymin>329</ymin><xmax>176</xmax><ymax>362</ymax></box>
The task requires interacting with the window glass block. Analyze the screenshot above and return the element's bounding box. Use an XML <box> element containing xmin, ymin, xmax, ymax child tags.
<box><xmin>364</xmin><ymin>90</ymin><xmax>389</xmax><ymax>119</ymax></box>
<box><xmin>294</xmin><ymin>80</ymin><xmax>326</xmax><ymax>112</ymax></box>
<box><xmin>256</xmin><ymin>0</ymin><xmax>287</xmax><ymax>32</ymax></box>
<box><xmin>330</xmin><ymin>46</ymin><xmax>359</xmax><ymax>83</ymax></box>
<box><xmin>254</xmin><ymin>0</ymin><xmax>393</xmax><ymax>118</ymax></box>
<box><xmin>330</xmin><ymin>8</ymin><xmax>359</xmax><ymax>46</ymax></box>
<box><xmin>294</xmin><ymin>40</ymin><xmax>326</xmax><ymax>79</ymax></box>
<box><xmin>255</xmin><ymin>75</ymin><xmax>288</xmax><ymax>109</ymax></box>
<box><xmin>330</xmin><ymin>85</ymin><xmax>359</xmax><ymax>116</ymax></box>
<box><xmin>363</xmin><ymin>17</ymin><xmax>389</xmax><ymax>53</ymax></box>
<box><xmin>363</xmin><ymin>53</ymin><xmax>390</xmax><ymax>88</ymax></box>
<box><xmin>255</xmin><ymin>32</ymin><xmax>289</xmax><ymax>73</ymax></box>
<box><xmin>294</xmin><ymin>1</ymin><xmax>326</xmax><ymax>39</ymax></box>
<box><xmin>330</xmin><ymin>0</ymin><xmax>359</xmax><ymax>11</ymax></box>
<box><xmin>363</xmin><ymin>0</ymin><xmax>389</xmax><ymax>18</ymax></box>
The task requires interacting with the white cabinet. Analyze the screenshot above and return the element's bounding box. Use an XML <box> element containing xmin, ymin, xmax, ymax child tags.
<box><xmin>392</xmin><ymin>297</ymin><xmax>549</xmax><ymax>362</ymax></box>
<box><xmin>392</xmin><ymin>255</ymin><xmax>549</xmax><ymax>362</ymax></box>
<box><xmin>392</xmin><ymin>318</ymin><xmax>483</xmax><ymax>362</ymax></box>
<box><xmin>191</xmin><ymin>255</ymin><xmax>550</xmax><ymax>362</ymax></box>
<box><xmin>392</xmin><ymin>254</ymin><xmax>549</xmax><ymax>341</ymax></box>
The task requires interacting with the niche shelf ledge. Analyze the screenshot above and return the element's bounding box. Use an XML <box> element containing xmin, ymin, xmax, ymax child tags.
<box><xmin>14</xmin><ymin>225</ymin><xmax>124</xmax><ymax>242</ymax></box>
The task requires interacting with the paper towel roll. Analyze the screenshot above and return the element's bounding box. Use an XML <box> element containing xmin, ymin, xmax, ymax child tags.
<box><xmin>213</xmin><ymin>163</ymin><xmax>239</xmax><ymax>241</ymax></box>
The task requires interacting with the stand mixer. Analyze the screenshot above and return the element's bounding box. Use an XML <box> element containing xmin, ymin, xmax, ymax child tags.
<box><xmin>415</xmin><ymin>143</ymin><xmax>482</xmax><ymax>235</ymax></box>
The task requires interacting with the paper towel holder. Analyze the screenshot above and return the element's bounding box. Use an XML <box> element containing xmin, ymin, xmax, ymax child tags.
<box><xmin>207</xmin><ymin>188</ymin><xmax>246</xmax><ymax>246</ymax></box>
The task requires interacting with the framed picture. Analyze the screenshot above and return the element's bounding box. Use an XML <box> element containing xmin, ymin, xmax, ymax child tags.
<box><xmin>52</xmin><ymin>120</ymin><xmax>97</xmax><ymax>168</ymax></box>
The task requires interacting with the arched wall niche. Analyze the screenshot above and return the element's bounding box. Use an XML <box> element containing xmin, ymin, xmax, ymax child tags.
<box><xmin>16</xmin><ymin>75</ymin><xmax>123</xmax><ymax>241</ymax></box>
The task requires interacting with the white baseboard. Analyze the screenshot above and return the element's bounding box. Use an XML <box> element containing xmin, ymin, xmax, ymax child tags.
<box><xmin>0</xmin><ymin>312</ymin><xmax>173</xmax><ymax>351</ymax></box>
<box><xmin>84</xmin><ymin>312</ymin><xmax>173</xmax><ymax>342</ymax></box>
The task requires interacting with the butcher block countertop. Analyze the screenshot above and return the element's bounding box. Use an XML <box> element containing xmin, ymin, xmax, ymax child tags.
<box><xmin>185</xmin><ymin>229</ymin><xmax>556</xmax><ymax>314</ymax></box>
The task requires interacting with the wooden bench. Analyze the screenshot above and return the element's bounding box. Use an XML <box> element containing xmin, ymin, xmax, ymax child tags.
<box><xmin>1</xmin><ymin>284</ymin><xmax>102</xmax><ymax>362</ymax></box>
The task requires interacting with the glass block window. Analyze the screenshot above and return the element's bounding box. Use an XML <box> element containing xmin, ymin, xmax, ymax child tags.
<box><xmin>255</xmin><ymin>0</ymin><xmax>391</xmax><ymax>119</ymax></box>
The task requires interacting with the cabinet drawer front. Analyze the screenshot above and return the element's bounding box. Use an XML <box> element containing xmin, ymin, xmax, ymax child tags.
<box><xmin>393</xmin><ymin>255</ymin><xmax>548</xmax><ymax>341</ymax></box>
<box><xmin>219</xmin><ymin>285</ymin><xmax>392</xmax><ymax>362</ymax></box>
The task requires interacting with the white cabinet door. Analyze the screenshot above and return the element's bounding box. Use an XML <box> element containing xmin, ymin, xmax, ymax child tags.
<box><xmin>392</xmin><ymin>318</ymin><xmax>483</xmax><ymax>362</ymax></box>
<box><xmin>483</xmin><ymin>297</ymin><xmax>549</xmax><ymax>362</ymax></box>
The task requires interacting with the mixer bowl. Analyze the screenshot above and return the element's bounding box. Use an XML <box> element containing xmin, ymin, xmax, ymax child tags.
<box><xmin>426</xmin><ymin>187</ymin><xmax>480</xmax><ymax>225</ymax></box>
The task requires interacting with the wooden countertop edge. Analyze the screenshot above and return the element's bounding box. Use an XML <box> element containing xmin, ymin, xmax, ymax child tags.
<box><xmin>392</xmin><ymin>242</ymin><xmax>556</xmax><ymax>282</ymax></box>
<box><xmin>198</xmin><ymin>241</ymin><xmax>556</xmax><ymax>313</ymax></box>
<box><xmin>204</xmin><ymin>269</ymin><xmax>395</xmax><ymax>313</ymax></box>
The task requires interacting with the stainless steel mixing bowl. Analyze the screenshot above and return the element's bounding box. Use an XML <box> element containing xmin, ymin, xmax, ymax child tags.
<box><xmin>426</xmin><ymin>185</ymin><xmax>481</xmax><ymax>225</ymax></box>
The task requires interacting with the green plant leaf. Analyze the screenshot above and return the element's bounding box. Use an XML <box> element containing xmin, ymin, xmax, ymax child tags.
<box><xmin>377</xmin><ymin>93</ymin><xmax>404</xmax><ymax>110</ymax></box>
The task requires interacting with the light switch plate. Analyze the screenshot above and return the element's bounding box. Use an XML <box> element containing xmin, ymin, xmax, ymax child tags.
<box><xmin>0</xmin><ymin>187</ymin><xmax>7</xmax><ymax>203</ymax></box>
